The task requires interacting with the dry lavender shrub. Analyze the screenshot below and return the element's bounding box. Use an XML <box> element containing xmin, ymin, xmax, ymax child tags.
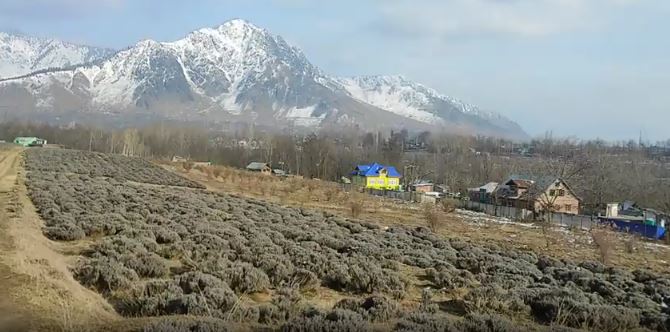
<box><xmin>22</xmin><ymin>149</ymin><xmax>670</xmax><ymax>331</ymax></box>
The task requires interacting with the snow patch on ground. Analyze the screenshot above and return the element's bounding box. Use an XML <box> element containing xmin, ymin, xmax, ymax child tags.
<box><xmin>644</xmin><ymin>242</ymin><xmax>670</xmax><ymax>251</ymax></box>
<box><xmin>456</xmin><ymin>209</ymin><xmax>538</xmax><ymax>228</ymax></box>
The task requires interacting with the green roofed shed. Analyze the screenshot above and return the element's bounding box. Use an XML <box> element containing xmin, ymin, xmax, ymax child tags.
<box><xmin>14</xmin><ymin>137</ymin><xmax>47</xmax><ymax>147</ymax></box>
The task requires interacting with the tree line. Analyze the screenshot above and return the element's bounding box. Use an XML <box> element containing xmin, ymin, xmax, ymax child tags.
<box><xmin>2</xmin><ymin>120</ymin><xmax>668</xmax><ymax>214</ymax></box>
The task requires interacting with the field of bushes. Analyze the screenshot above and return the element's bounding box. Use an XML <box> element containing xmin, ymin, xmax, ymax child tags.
<box><xmin>24</xmin><ymin>149</ymin><xmax>204</xmax><ymax>189</ymax></box>
<box><xmin>22</xmin><ymin>149</ymin><xmax>670</xmax><ymax>331</ymax></box>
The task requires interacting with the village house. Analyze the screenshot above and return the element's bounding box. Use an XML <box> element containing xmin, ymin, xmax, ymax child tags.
<box><xmin>409</xmin><ymin>180</ymin><xmax>434</xmax><ymax>193</ymax></box>
<box><xmin>246</xmin><ymin>162</ymin><xmax>272</xmax><ymax>175</ymax></box>
<box><xmin>351</xmin><ymin>163</ymin><xmax>402</xmax><ymax>191</ymax></box>
<box><xmin>494</xmin><ymin>175</ymin><xmax>580</xmax><ymax>215</ymax></box>
<box><xmin>468</xmin><ymin>182</ymin><xmax>499</xmax><ymax>204</ymax></box>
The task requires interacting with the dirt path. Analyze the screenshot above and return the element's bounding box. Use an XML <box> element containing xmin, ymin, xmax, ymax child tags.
<box><xmin>0</xmin><ymin>147</ymin><xmax>30</xmax><ymax>331</ymax></box>
<box><xmin>0</xmin><ymin>147</ymin><xmax>120</xmax><ymax>331</ymax></box>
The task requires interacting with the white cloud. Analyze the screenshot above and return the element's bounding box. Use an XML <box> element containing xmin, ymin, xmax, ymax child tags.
<box><xmin>375</xmin><ymin>0</ymin><xmax>642</xmax><ymax>38</ymax></box>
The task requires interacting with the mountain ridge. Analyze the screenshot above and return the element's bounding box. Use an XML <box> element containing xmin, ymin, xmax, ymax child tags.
<box><xmin>0</xmin><ymin>31</ymin><xmax>114</xmax><ymax>79</ymax></box>
<box><xmin>0</xmin><ymin>20</ymin><xmax>528</xmax><ymax>139</ymax></box>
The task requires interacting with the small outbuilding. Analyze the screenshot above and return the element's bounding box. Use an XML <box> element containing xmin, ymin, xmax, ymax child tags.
<box><xmin>14</xmin><ymin>137</ymin><xmax>47</xmax><ymax>147</ymax></box>
<box><xmin>272</xmin><ymin>169</ymin><xmax>287</xmax><ymax>177</ymax></box>
<box><xmin>409</xmin><ymin>180</ymin><xmax>434</xmax><ymax>193</ymax></box>
<box><xmin>246</xmin><ymin>162</ymin><xmax>272</xmax><ymax>175</ymax></box>
<box><xmin>468</xmin><ymin>182</ymin><xmax>499</xmax><ymax>203</ymax></box>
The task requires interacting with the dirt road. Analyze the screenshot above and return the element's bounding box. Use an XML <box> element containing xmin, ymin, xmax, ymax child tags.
<box><xmin>0</xmin><ymin>146</ymin><xmax>30</xmax><ymax>331</ymax></box>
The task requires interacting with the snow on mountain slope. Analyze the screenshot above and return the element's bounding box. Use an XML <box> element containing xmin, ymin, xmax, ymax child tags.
<box><xmin>336</xmin><ymin>76</ymin><xmax>443</xmax><ymax>124</ymax></box>
<box><xmin>0</xmin><ymin>20</ymin><xmax>527</xmax><ymax>138</ymax></box>
<box><xmin>1</xmin><ymin>20</ymin><xmax>399</xmax><ymax>128</ymax></box>
<box><xmin>337</xmin><ymin>75</ymin><xmax>494</xmax><ymax>124</ymax></box>
<box><xmin>0</xmin><ymin>32</ymin><xmax>114</xmax><ymax>79</ymax></box>
<box><xmin>336</xmin><ymin>75</ymin><xmax>525</xmax><ymax>136</ymax></box>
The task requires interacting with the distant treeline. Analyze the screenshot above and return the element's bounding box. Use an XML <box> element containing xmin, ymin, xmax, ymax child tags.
<box><xmin>2</xmin><ymin>120</ymin><xmax>669</xmax><ymax>214</ymax></box>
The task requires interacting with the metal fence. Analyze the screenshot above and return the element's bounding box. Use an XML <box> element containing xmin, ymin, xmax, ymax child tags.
<box><xmin>461</xmin><ymin>201</ymin><xmax>596</xmax><ymax>230</ymax></box>
<box><xmin>461</xmin><ymin>201</ymin><xmax>534</xmax><ymax>220</ymax></box>
<box><xmin>548</xmin><ymin>212</ymin><xmax>595</xmax><ymax>230</ymax></box>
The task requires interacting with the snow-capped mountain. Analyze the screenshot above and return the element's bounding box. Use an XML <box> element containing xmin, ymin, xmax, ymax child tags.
<box><xmin>0</xmin><ymin>20</ymin><xmax>527</xmax><ymax>138</ymax></box>
<box><xmin>336</xmin><ymin>75</ymin><xmax>524</xmax><ymax>135</ymax></box>
<box><xmin>0</xmin><ymin>32</ymin><xmax>114</xmax><ymax>79</ymax></box>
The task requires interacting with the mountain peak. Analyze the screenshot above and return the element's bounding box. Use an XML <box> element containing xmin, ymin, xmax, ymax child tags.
<box><xmin>0</xmin><ymin>23</ymin><xmax>527</xmax><ymax>139</ymax></box>
<box><xmin>135</xmin><ymin>39</ymin><xmax>161</xmax><ymax>49</ymax></box>
<box><xmin>198</xmin><ymin>19</ymin><xmax>267</xmax><ymax>37</ymax></box>
<box><xmin>219</xmin><ymin>18</ymin><xmax>261</xmax><ymax>30</ymax></box>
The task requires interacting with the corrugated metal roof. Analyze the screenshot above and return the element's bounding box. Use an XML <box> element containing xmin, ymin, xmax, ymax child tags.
<box><xmin>352</xmin><ymin>163</ymin><xmax>401</xmax><ymax>177</ymax></box>
<box><xmin>246</xmin><ymin>162</ymin><xmax>269</xmax><ymax>170</ymax></box>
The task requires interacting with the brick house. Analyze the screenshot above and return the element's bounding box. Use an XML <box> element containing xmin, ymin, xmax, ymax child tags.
<box><xmin>494</xmin><ymin>175</ymin><xmax>580</xmax><ymax>215</ymax></box>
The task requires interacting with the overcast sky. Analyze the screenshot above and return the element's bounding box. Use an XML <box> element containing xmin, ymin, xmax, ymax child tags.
<box><xmin>1</xmin><ymin>0</ymin><xmax>669</xmax><ymax>141</ymax></box>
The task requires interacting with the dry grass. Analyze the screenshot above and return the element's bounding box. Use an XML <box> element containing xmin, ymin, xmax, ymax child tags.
<box><xmin>423</xmin><ymin>204</ymin><xmax>442</xmax><ymax>232</ymax></box>
<box><xmin>349</xmin><ymin>200</ymin><xmax>365</xmax><ymax>218</ymax></box>
<box><xmin>181</xmin><ymin>161</ymin><xmax>193</xmax><ymax>171</ymax></box>
<box><xmin>440</xmin><ymin>198</ymin><xmax>458</xmax><ymax>214</ymax></box>
<box><xmin>624</xmin><ymin>233</ymin><xmax>639</xmax><ymax>254</ymax></box>
<box><xmin>591</xmin><ymin>227</ymin><xmax>615</xmax><ymax>265</ymax></box>
<box><xmin>174</xmin><ymin>163</ymin><xmax>393</xmax><ymax>211</ymax></box>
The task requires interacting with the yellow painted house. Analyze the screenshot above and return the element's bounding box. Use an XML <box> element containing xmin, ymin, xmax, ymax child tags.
<box><xmin>351</xmin><ymin>163</ymin><xmax>402</xmax><ymax>191</ymax></box>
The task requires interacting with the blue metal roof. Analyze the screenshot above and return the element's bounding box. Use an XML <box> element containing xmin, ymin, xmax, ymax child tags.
<box><xmin>352</xmin><ymin>163</ymin><xmax>401</xmax><ymax>177</ymax></box>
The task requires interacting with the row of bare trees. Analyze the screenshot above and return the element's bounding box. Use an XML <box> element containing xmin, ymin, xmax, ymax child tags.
<box><xmin>2</xmin><ymin>120</ymin><xmax>668</xmax><ymax>213</ymax></box>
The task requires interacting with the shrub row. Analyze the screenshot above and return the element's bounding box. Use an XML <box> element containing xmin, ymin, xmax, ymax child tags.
<box><xmin>23</xmin><ymin>150</ymin><xmax>670</xmax><ymax>331</ymax></box>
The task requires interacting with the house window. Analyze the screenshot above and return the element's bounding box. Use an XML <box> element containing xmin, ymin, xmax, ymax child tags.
<box><xmin>565</xmin><ymin>204</ymin><xmax>572</xmax><ymax>211</ymax></box>
<box><xmin>549</xmin><ymin>189</ymin><xmax>556</xmax><ymax>196</ymax></box>
<box><xmin>558</xmin><ymin>189</ymin><xmax>566</xmax><ymax>196</ymax></box>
